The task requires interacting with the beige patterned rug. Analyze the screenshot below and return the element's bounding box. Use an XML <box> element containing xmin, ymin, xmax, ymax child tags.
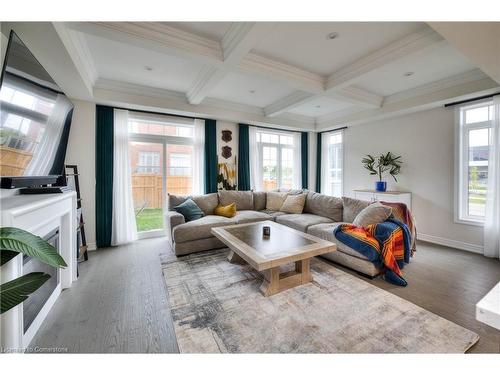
<box><xmin>160</xmin><ymin>249</ymin><xmax>479</xmax><ymax>353</ymax></box>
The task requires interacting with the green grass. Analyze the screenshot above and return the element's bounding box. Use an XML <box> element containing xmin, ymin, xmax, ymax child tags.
<box><xmin>135</xmin><ymin>208</ymin><xmax>164</xmax><ymax>232</ymax></box>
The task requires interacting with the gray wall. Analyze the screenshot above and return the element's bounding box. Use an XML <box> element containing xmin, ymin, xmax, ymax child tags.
<box><xmin>65</xmin><ymin>100</ymin><xmax>96</xmax><ymax>248</ymax></box>
<box><xmin>343</xmin><ymin>106</ymin><xmax>483</xmax><ymax>250</ymax></box>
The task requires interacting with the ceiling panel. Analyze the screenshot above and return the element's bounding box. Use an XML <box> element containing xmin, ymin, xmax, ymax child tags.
<box><xmin>288</xmin><ymin>96</ymin><xmax>354</xmax><ymax>117</ymax></box>
<box><xmin>253</xmin><ymin>22</ymin><xmax>425</xmax><ymax>76</ymax></box>
<box><xmin>208</xmin><ymin>71</ymin><xmax>296</xmax><ymax>107</ymax></box>
<box><xmin>355</xmin><ymin>43</ymin><xmax>475</xmax><ymax>96</ymax></box>
<box><xmin>84</xmin><ymin>33</ymin><xmax>205</xmax><ymax>93</ymax></box>
<box><xmin>164</xmin><ymin>22</ymin><xmax>232</xmax><ymax>41</ymax></box>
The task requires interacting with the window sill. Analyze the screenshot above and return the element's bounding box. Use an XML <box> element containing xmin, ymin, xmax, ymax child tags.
<box><xmin>454</xmin><ymin>218</ymin><xmax>484</xmax><ymax>227</ymax></box>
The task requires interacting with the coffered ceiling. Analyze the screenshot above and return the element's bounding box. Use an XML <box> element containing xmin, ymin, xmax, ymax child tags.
<box><xmin>4</xmin><ymin>21</ymin><xmax>498</xmax><ymax>131</ymax></box>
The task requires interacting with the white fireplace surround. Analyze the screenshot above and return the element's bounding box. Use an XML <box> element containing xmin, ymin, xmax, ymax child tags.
<box><xmin>0</xmin><ymin>190</ymin><xmax>77</xmax><ymax>351</ymax></box>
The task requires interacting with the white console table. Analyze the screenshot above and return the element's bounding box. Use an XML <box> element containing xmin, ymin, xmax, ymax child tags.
<box><xmin>476</xmin><ymin>282</ymin><xmax>500</xmax><ymax>331</ymax></box>
<box><xmin>0</xmin><ymin>191</ymin><xmax>77</xmax><ymax>351</ymax></box>
<box><xmin>353</xmin><ymin>189</ymin><xmax>412</xmax><ymax>210</ymax></box>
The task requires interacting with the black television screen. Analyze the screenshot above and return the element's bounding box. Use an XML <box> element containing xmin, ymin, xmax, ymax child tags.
<box><xmin>0</xmin><ymin>30</ymin><xmax>73</xmax><ymax>188</ymax></box>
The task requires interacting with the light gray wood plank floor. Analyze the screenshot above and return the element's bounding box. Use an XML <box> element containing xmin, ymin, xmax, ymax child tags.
<box><xmin>29</xmin><ymin>238</ymin><xmax>499</xmax><ymax>353</ymax></box>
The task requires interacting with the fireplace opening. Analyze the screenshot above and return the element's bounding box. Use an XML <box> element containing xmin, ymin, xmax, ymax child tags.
<box><xmin>22</xmin><ymin>228</ymin><xmax>60</xmax><ymax>333</ymax></box>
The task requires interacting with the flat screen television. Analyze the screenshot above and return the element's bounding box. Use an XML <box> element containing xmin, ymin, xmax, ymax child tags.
<box><xmin>0</xmin><ymin>30</ymin><xmax>74</xmax><ymax>189</ymax></box>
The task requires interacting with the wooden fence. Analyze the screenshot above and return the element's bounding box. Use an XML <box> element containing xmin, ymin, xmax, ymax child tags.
<box><xmin>132</xmin><ymin>173</ymin><xmax>192</xmax><ymax>209</ymax></box>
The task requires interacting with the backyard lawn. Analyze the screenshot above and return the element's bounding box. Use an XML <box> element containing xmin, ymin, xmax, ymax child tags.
<box><xmin>135</xmin><ymin>208</ymin><xmax>164</xmax><ymax>232</ymax></box>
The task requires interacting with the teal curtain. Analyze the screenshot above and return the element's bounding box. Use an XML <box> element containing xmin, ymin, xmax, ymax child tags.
<box><xmin>315</xmin><ymin>132</ymin><xmax>322</xmax><ymax>193</ymax></box>
<box><xmin>95</xmin><ymin>105</ymin><xmax>114</xmax><ymax>248</ymax></box>
<box><xmin>238</xmin><ymin>123</ymin><xmax>250</xmax><ymax>190</ymax></box>
<box><xmin>204</xmin><ymin>119</ymin><xmax>218</xmax><ymax>193</ymax></box>
<box><xmin>301</xmin><ymin>132</ymin><xmax>308</xmax><ymax>189</ymax></box>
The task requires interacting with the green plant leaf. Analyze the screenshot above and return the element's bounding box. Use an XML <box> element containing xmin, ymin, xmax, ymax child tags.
<box><xmin>0</xmin><ymin>227</ymin><xmax>67</xmax><ymax>268</ymax></box>
<box><xmin>0</xmin><ymin>250</ymin><xmax>19</xmax><ymax>266</ymax></box>
<box><xmin>0</xmin><ymin>272</ymin><xmax>50</xmax><ymax>314</ymax></box>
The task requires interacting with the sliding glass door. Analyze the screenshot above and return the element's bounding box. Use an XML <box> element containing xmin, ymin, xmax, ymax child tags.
<box><xmin>127</xmin><ymin>111</ymin><xmax>198</xmax><ymax>238</ymax></box>
<box><xmin>129</xmin><ymin>139</ymin><xmax>166</xmax><ymax>235</ymax></box>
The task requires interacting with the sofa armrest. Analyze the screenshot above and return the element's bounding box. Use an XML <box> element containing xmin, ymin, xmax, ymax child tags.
<box><xmin>165</xmin><ymin>211</ymin><xmax>185</xmax><ymax>240</ymax></box>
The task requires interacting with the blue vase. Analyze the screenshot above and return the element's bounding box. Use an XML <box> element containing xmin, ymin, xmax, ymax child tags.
<box><xmin>375</xmin><ymin>181</ymin><xmax>387</xmax><ymax>192</ymax></box>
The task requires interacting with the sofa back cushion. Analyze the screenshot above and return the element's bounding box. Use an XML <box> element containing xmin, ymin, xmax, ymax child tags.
<box><xmin>168</xmin><ymin>193</ymin><xmax>219</xmax><ymax>215</ymax></box>
<box><xmin>342</xmin><ymin>196</ymin><xmax>371</xmax><ymax>223</ymax></box>
<box><xmin>266</xmin><ymin>191</ymin><xmax>288</xmax><ymax>211</ymax></box>
<box><xmin>218</xmin><ymin>190</ymin><xmax>254</xmax><ymax>211</ymax></box>
<box><xmin>304</xmin><ymin>191</ymin><xmax>343</xmax><ymax>221</ymax></box>
<box><xmin>280</xmin><ymin>193</ymin><xmax>307</xmax><ymax>214</ymax></box>
<box><xmin>352</xmin><ymin>202</ymin><xmax>392</xmax><ymax>227</ymax></box>
<box><xmin>253</xmin><ymin>191</ymin><xmax>267</xmax><ymax>211</ymax></box>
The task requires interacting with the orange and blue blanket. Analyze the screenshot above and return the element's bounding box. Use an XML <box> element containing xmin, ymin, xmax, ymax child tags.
<box><xmin>334</xmin><ymin>218</ymin><xmax>411</xmax><ymax>286</ymax></box>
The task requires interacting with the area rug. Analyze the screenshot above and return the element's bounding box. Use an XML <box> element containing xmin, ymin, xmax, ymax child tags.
<box><xmin>160</xmin><ymin>249</ymin><xmax>479</xmax><ymax>353</ymax></box>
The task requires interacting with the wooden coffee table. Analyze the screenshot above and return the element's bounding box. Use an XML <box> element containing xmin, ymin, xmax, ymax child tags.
<box><xmin>211</xmin><ymin>220</ymin><xmax>336</xmax><ymax>296</ymax></box>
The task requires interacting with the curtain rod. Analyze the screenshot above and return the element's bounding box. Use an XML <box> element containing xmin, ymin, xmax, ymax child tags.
<box><xmin>444</xmin><ymin>92</ymin><xmax>500</xmax><ymax>108</ymax></box>
<box><xmin>318</xmin><ymin>126</ymin><xmax>348</xmax><ymax>134</ymax></box>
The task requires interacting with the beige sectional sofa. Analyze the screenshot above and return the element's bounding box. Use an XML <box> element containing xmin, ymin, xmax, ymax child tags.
<box><xmin>166</xmin><ymin>190</ymin><xmax>381</xmax><ymax>277</ymax></box>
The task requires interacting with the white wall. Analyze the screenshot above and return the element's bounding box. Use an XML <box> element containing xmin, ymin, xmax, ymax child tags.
<box><xmin>343</xmin><ymin>106</ymin><xmax>483</xmax><ymax>251</ymax></box>
<box><xmin>65</xmin><ymin>100</ymin><xmax>96</xmax><ymax>249</ymax></box>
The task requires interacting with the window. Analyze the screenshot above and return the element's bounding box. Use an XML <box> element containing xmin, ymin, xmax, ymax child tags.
<box><xmin>169</xmin><ymin>153</ymin><xmax>191</xmax><ymax>176</ymax></box>
<box><xmin>457</xmin><ymin>102</ymin><xmax>493</xmax><ymax>223</ymax></box>
<box><xmin>127</xmin><ymin>111</ymin><xmax>202</xmax><ymax>235</ymax></box>
<box><xmin>321</xmin><ymin>130</ymin><xmax>343</xmax><ymax>197</ymax></box>
<box><xmin>137</xmin><ymin>151</ymin><xmax>160</xmax><ymax>174</ymax></box>
<box><xmin>254</xmin><ymin>129</ymin><xmax>301</xmax><ymax>191</ymax></box>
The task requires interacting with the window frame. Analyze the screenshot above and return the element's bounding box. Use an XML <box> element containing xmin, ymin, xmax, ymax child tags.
<box><xmin>321</xmin><ymin>129</ymin><xmax>344</xmax><ymax>197</ymax></box>
<box><xmin>127</xmin><ymin>112</ymin><xmax>196</xmax><ymax>238</ymax></box>
<box><xmin>455</xmin><ymin>101</ymin><xmax>492</xmax><ymax>226</ymax></box>
<box><xmin>256</xmin><ymin>129</ymin><xmax>297</xmax><ymax>191</ymax></box>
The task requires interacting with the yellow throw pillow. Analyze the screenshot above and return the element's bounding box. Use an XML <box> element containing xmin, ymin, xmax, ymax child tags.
<box><xmin>214</xmin><ymin>203</ymin><xmax>236</xmax><ymax>218</ymax></box>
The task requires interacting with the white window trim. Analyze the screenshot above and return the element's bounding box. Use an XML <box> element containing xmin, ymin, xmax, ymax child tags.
<box><xmin>128</xmin><ymin>113</ymin><xmax>199</xmax><ymax>238</ymax></box>
<box><xmin>454</xmin><ymin>101</ymin><xmax>491</xmax><ymax>226</ymax></box>
<box><xmin>255</xmin><ymin>128</ymin><xmax>301</xmax><ymax>190</ymax></box>
<box><xmin>321</xmin><ymin>129</ymin><xmax>344</xmax><ymax>197</ymax></box>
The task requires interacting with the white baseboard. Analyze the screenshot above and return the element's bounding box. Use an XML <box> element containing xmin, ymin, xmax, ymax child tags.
<box><xmin>87</xmin><ymin>242</ymin><xmax>97</xmax><ymax>251</ymax></box>
<box><xmin>418</xmin><ymin>233</ymin><xmax>483</xmax><ymax>254</ymax></box>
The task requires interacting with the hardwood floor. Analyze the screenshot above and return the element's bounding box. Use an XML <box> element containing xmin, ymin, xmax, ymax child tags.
<box><xmin>30</xmin><ymin>238</ymin><xmax>500</xmax><ymax>353</ymax></box>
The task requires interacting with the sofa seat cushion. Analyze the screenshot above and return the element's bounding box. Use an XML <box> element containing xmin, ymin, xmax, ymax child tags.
<box><xmin>276</xmin><ymin>213</ymin><xmax>332</xmax><ymax>232</ymax></box>
<box><xmin>232</xmin><ymin>210</ymin><xmax>272</xmax><ymax>224</ymax></box>
<box><xmin>259</xmin><ymin>210</ymin><xmax>286</xmax><ymax>221</ymax></box>
<box><xmin>306</xmin><ymin>223</ymin><xmax>372</xmax><ymax>261</ymax></box>
<box><xmin>172</xmin><ymin>215</ymin><xmax>236</xmax><ymax>243</ymax></box>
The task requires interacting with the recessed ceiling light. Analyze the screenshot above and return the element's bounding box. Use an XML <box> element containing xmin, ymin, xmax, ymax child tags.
<box><xmin>249</xmin><ymin>90</ymin><xmax>256</xmax><ymax>94</ymax></box>
<box><xmin>144</xmin><ymin>66</ymin><xmax>153</xmax><ymax>71</ymax></box>
<box><xmin>326</xmin><ymin>32</ymin><xmax>339</xmax><ymax>40</ymax></box>
<box><xmin>404</xmin><ymin>71</ymin><xmax>414</xmax><ymax>77</ymax></box>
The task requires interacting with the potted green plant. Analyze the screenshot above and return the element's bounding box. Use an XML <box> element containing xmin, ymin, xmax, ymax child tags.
<box><xmin>361</xmin><ymin>152</ymin><xmax>402</xmax><ymax>192</ymax></box>
<box><xmin>0</xmin><ymin>227</ymin><xmax>67</xmax><ymax>314</ymax></box>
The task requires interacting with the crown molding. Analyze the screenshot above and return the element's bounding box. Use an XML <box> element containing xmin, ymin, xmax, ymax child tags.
<box><xmin>53</xmin><ymin>23</ymin><xmax>97</xmax><ymax>91</ymax></box>
<box><xmin>316</xmin><ymin>72</ymin><xmax>499</xmax><ymax>130</ymax></box>
<box><xmin>329</xmin><ymin>86</ymin><xmax>384</xmax><ymax>108</ymax></box>
<box><xmin>326</xmin><ymin>27</ymin><xmax>444</xmax><ymax>90</ymax></box>
<box><xmin>66</xmin><ymin>22</ymin><xmax>223</xmax><ymax>64</ymax></box>
<box><xmin>93</xmin><ymin>79</ymin><xmax>315</xmax><ymax>130</ymax></box>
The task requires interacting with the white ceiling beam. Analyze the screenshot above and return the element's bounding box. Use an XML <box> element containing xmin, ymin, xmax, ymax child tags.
<box><xmin>264</xmin><ymin>91</ymin><xmax>317</xmax><ymax>117</ymax></box>
<box><xmin>316</xmin><ymin>70</ymin><xmax>499</xmax><ymax>130</ymax></box>
<box><xmin>239</xmin><ymin>52</ymin><xmax>325</xmax><ymax>94</ymax></box>
<box><xmin>53</xmin><ymin>23</ymin><xmax>98</xmax><ymax>89</ymax></box>
<box><xmin>187</xmin><ymin>22</ymin><xmax>276</xmax><ymax>105</ymax></box>
<box><xmin>326</xmin><ymin>27</ymin><xmax>444</xmax><ymax>90</ymax></box>
<box><xmin>328</xmin><ymin>86</ymin><xmax>384</xmax><ymax>108</ymax></box>
<box><xmin>66</xmin><ymin>22</ymin><xmax>223</xmax><ymax>64</ymax></box>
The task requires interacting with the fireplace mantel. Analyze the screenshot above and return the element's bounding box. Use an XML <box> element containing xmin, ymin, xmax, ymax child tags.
<box><xmin>0</xmin><ymin>191</ymin><xmax>77</xmax><ymax>351</ymax></box>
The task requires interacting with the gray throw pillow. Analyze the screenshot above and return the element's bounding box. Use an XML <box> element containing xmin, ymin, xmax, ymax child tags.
<box><xmin>342</xmin><ymin>196</ymin><xmax>371</xmax><ymax>223</ymax></box>
<box><xmin>352</xmin><ymin>202</ymin><xmax>392</xmax><ymax>227</ymax></box>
